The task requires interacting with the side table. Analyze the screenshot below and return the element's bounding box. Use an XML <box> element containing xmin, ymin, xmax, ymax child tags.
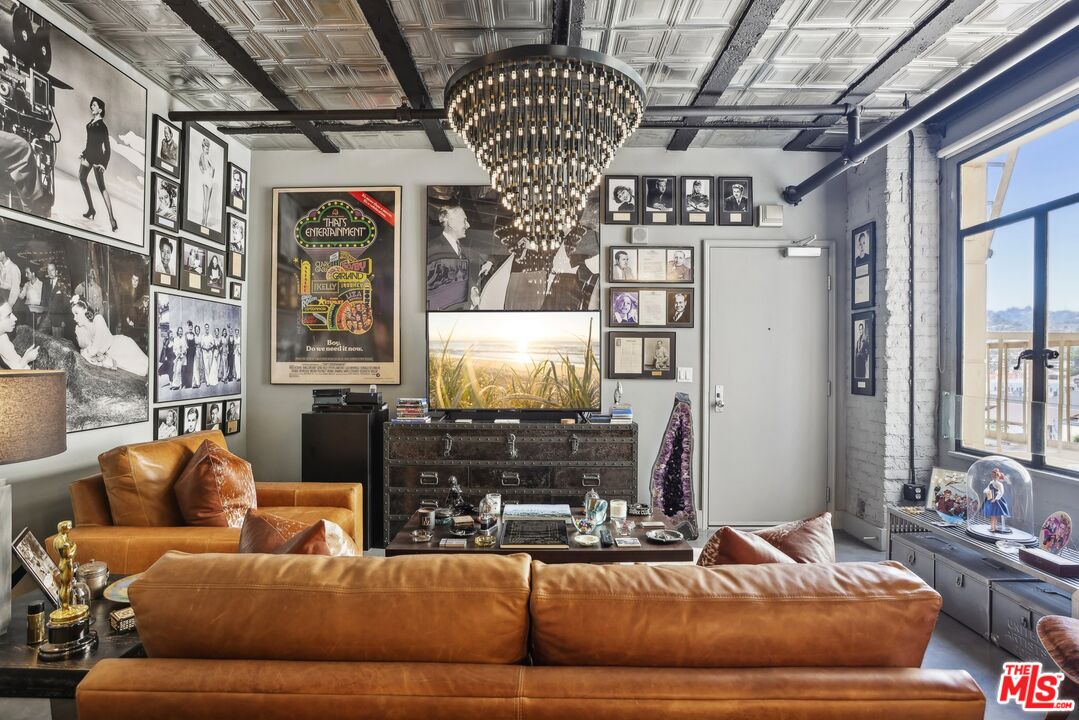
<box><xmin>0</xmin><ymin>577</ymin><xmax>143</xmax><ymax>719</ymax></box>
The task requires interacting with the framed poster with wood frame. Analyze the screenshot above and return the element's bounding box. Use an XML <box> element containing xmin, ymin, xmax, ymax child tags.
<box><xmin>180</xmin><ymin>122</ymin><xmax>228</xmax><ymax>244</ymax></box>
<box><xmin>608</xmin><ymin>246</ymin><xmax>694</xmax><ymax>283</ymax></box>
<box><xmin>603</xmin><ymin>175</ymin><xmax>639</xmax><ymax>224</ymax></box>
<box><xmin>851</xmin><ymin>221</ymin><xmax>876</xmax><ymax>310</ymax></box>
<box><xmin>271</xmin><ymin>186</ymin><xmax>402</xmax><ymax>384</ymax></box>
<box><xmin>609</xmin><ymin>287</ymin><xmax>694</xmax><ymax>327</ymax></box>
<box><xmin>680</xmin><ymin>176</ymin><xmax>714</xmax><ymax>225</ymax></box>
<box><xmin>851</xmin><ymin>310</ymin><xmax>875</xmax><ymax>396</ymax></box>
<box><xmin>151</xmin><ymin>231</ymin><xmax>179</xmax><ymax>289</ymax></box>
<box><xmin>608</xmin><ymin>331</ymin><xmax>676</xmax><ymax>380</ymax></box>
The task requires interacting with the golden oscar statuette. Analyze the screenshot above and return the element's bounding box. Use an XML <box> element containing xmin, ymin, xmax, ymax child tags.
<box><xmin>38</xmin><ymin>521</ymin><xmax>98</xmax><ymax>661</ymax></box>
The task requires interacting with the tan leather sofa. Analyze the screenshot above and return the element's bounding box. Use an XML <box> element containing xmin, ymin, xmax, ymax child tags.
<box><xmin>49</xmin><ymin>430</ymin><xmax>362</xmax><ymax>574</ymax></box>
<box><xmin>77</xmin><ymin>552</ymin><xmax>986</xmax><ymax>719</ymax></box>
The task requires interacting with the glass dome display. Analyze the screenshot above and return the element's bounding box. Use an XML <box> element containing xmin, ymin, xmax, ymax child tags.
<box><xmin>965</xmin><ymin>456</ymin><xmax>1037</xmax><ymax>545</ymax></box>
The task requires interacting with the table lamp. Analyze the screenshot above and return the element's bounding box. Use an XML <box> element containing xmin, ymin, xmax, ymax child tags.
<box><xmin>0</xmin><ymin>369</ymin><xmax>67</xmax><ymax>637</ymax></box>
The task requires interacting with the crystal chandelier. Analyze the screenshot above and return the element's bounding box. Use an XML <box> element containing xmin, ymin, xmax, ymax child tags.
<box><xmin>445</xmin><ymin>45</ymin><xmax>645</xmax><ymax>249</ymax></box>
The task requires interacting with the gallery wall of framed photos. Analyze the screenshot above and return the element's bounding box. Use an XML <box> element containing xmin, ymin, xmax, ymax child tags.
<box><xmin>1</xmin><ymin>0</ymin><xmax>252</xmax><ymax>545</ymax></box>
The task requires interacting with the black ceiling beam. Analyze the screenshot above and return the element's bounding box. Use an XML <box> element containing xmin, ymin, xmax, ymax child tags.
<box><xmin>551</xmin><ymin>0</ymin><xmax>584</xmax><ymax>46</ymax></box>
<box><xmin>666</xmin><ymin>0</ymin><xmax>785</xmax><ymax>151</ymax></box>
<box><xmin>784</xmin><ymin>0</ymin><xmax>985</xmax><ymax>151</ymax></box>
<box><xmin>159</xmin><ymin>0</ymin><xmax>337</xmax><ymax>153</ymax></box>
<box><xmin>354</xmin><ymin>0</ymin><xmax>452</xmax><ymax>151</ymax></box>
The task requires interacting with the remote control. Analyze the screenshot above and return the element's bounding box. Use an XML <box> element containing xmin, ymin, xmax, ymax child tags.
<box><xmin>599</xmin><ymin>528</ymin><xmax>613</xmax><ymax>547</ymax></box>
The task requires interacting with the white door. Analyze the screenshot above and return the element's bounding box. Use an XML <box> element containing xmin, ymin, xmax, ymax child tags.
<box><xmin>705</xmin><ymin>245</ymin><xmax>831</xmax><ymax>525</ymax></box>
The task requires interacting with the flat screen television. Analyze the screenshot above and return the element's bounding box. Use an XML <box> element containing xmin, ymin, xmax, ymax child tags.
<box><xmin>427</xmin><ymin>311</ymin><xmax>601</xmax><ymax>412</ymax></box>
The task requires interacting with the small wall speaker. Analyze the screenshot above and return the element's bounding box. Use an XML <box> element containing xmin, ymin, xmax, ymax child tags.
<box><xmin>630</xmin><ymin>226</ymin><xmax>648</xmax><ymax>244</ymax></box>
<box><xmin>758</xmin><ymin>204</ymin><xmax>784</xmax><ymax>228</ymax></box>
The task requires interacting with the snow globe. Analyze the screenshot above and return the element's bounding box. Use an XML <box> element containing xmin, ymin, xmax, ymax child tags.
<box><xmin>965</xmin><ymin>456</ymin><xmax>1037</xmax><ymax>546</ymax></box>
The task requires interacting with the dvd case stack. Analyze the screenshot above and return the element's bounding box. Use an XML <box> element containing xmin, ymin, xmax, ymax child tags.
<box><xmin>611</xmin><ymin>402</ymin><xmax>633</xmax><ymax>425</ymax></box>
<box><xmin>394</xmin><ymin>398</ymin><xmax>431</xmax><ymax>423</ymax></box>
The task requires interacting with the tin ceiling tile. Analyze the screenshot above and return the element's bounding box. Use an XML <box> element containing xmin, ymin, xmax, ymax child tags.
<box><xmin>424</xmin><ymin>0</ymin><xmax>485</xmax><ymax>27</ymax></box>
<box><xmin>294</xmin><ymin>0</ymin><xmax>367</xmax><ymax>28</ymax></box>
<box><xmin>323</xmin><ymin>31</ymin><xmax>383</xmax><ymax>60</ymax></box>
<box><xmin>625</xmin><ymin>128</ymin><xmax>676</xmax><ymax>146</ymax></box>
<box><xmin>491</xmin><ymin>29</ymin><xmax>549</xmax><ymax>49</ymax></box>
<box><xmin>579</xmin><ymin>28</ymin><xmax>607</xmax><ymax>52</ymax></box>
<box><xmin>119</xmin><ymin>2</ymin><xmax>188</xmax><ymax>30</ymax></box>
<box><xmin>662</xmin><ymin>28</ymin><xmax>729</xmax><ymax>60</ymax></box>
<box><xmin>436</xmin><ymin>30</ymin><xmax>491</xmax><ymax>58</ymax></box>
<box><xmin>264</xmin><ymin>32</ymin><xmax>327</xmax><ymax>61</ymax></box>
<box><xmin>860</xmin><ymin>0</ymin><xmax>938</xmax><ymax>28</ymax></box>
<box><xmin>491</xmin><ymin>0</ymin><xmax>549</xmax><ymax>27</ymax></box>
<box><xmin>609</xmin><ymin>28</ymin><xmax>667</xmax><ymax>61</ymax></box>
<box><xmin>391</xmin><ymin>0</ymin><xmax>427</xmax><ymax>26</ymax></box>
<box><xmin>676</xmin><ymin>0</ymin><xmax>747</xmax><ymax>26</ymax></box>
<box><xmin>612</xmin><ymin>0</ymin><xmax>680</xmax><ymax>28</ymax></box>
<box><xmin>233</xmin><ymin>0</ymin><xmax>301</xmax><ymax>28</ymax></box>
<box><xmin>583</xmin><ymin>0</ymin><xmax>614</xmax><ymax>26</ymax></box>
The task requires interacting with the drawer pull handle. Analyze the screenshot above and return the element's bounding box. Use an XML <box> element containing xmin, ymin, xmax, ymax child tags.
<box><xmin>955</xmin><ymin>575</ymin><xmax>964</xmax><ymax>588</ymax></box>
<box><xmin>442</xmin><ymin>434</ymin><xmax>453</xmax><ymax>458</ymax></box>
<box><xmin>507</xmin><ymin>433</ymin><xmax>518</xmax><ymax>459</ymax></box>
<box><xmin>501</xmin><ymin>472</ymin><xmax>521</xmax><ymax>487</ymax></box>
<box><xmin>569</xmin><ymin>434</ymin><xmax>580</xmax><ymax>454</ymax></box>
<box><xmin>419</xmin><ymin>472</ymin><xmax>439</xmax><ymax>486</ymax></box>
<box><xmin>1022</xmin><ymin>615</ymin><xmax>1031</xmax><ymax>630</ymax></box>
<box><xmin>420</xmin><ymin>498</ymin><xmax>437</xmax><ymax>507</ymax></box>
<box><xmin>582</xmin><ymin>473</ymin><xmax>601</xmax><ymax>487</ymax></box>
<box><xmin>907</xmin><ymin>552</ymin><xmax>915</xmax><ymax>565</ymax></box>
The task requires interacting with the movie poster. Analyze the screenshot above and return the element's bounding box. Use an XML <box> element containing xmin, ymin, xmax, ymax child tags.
<box><xmin>0</xmin><ymin>215</ymin><xmax>149</xmax><ymax>431</ymax></box>
<box><xmin>0</xmin><ymin>1</ymin><xmax>147</xmax><ymax>247</ymax></box>
<box><xmin>271</xmin><ymin>187</ymin><xmax>401</xmax><ymax>384</ymax></box>
<box><xmin>426</xmin><ymin>186</ymin><xmax>600</xmax><ymax>311</ymax></box>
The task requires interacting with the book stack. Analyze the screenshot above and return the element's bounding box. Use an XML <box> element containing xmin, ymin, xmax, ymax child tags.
<box><xmin>611</xmin><ymin>402</ymin><xmax>633</xmax><ymax>425</ymax></box>
<box><xmin>394</xmin><ymin>398</ymin><xmax>430</xmax><ymax>423</ymax></box>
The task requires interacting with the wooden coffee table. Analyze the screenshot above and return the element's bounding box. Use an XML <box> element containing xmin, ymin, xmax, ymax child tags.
<box><xmin>386</xmin><ymin>509</ymin><xmax>694</xmax><ymax>563</ymax></box>
<box><xmin>0</xmin><ymin>577</ymin><xmax>143</xmax><ymax>720</ymax></box>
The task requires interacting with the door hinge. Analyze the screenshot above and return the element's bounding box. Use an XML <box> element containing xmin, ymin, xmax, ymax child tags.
<box><xmin>826</xmin><ymin>486</ymin><xmax>831</xmax><ymax>504</ymax></box>
<box><xmin>826</xmin><ymin>380</ymin><xmax>832</xmax><ymax>397</ymax></box>
<box><xmin>826</xmin><ymin>274</ymin><xmax>832</xmax><ymax>291</ymax></box>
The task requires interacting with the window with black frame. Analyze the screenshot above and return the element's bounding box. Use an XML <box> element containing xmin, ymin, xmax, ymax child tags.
<box><xmin>957</xmin><ymin>107</ymin><xmax>1079</xmax><ymax>474</ymax></box>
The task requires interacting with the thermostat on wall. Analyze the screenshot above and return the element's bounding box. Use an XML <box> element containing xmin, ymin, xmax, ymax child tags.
<box><xmin>758</xmin><ymin>204</ymin><xmax>784</xmax><ymax>228</ymax></box>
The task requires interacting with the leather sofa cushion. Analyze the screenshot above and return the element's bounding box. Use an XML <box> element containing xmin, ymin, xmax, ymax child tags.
<box><xmin>699</xmin><ymin>512</ymin><xmax>835</xmax><ymax>566</ymax></box>
<box><xmin>56</xmin><ymin>526</ymin><xmax>241</xmax><ymax>575</ymax></box>
<box><xmin>530</xmin><ymin>560</ymin><xmax>941</xmax><ymax>668</ymax></box>
<box><xmin>706</xmin><ymin>527</ymin><xmax>797</xmax><ymax>564</ymax></box>
<box><xmin>174</xmin><ymin>441</ymin><xmax>257</xmax><ymax>527</ymax></box>
<box><xmin>131</xmin><ymin>552</ymin><xmax>532</xmax><ymax>664</ymax></box>
<box><xmin>239</xmin><ymin>509</ymin><xmax>357</xmax><ymax>556</ymax></box>
<box><xmin>238</xmin><ymin>509</ymin><xmax>308</xmax><ymax>553</ymax></box>
<box><xmin>99</xmin><ymin>430</ymin><xmax>227</xmax><ymax>526</ymax></box>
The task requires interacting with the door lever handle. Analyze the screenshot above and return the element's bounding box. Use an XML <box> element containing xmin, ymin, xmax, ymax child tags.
<box><xmin>714</xmin><ymin>385</ymin><xmax>725</xmax><ymax>413</ymax></box>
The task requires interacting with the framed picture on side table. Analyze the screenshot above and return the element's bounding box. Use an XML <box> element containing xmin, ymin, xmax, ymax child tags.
<box><xmin>608</xmin><ymin>331</ymin><xmax>676</xmax><ymax>380</ymax></box>
<box><xmin>603</xmin><ymin>175</ymin><xmax>639</xmax><ymax>225</ymax></box>
<box><xmin>718</xmin><ymin>176</ymin><xmax>753</xmax><ymax>226</ymax></box>
<box><xmin>851</xmin><ymin>310</ymin><xmax>875</xmax><ymax>396</ymax></box>
<box><xmin>12</xmin><ymin>527</ymin><xmax>61</xmax><ymax>608</ymax></box>
<box><xmin>851</xmin><ymin>221</ymin><xmax>876</xmax><ymax>310</ymax></box>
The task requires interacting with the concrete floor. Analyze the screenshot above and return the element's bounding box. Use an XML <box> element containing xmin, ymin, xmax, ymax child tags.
<box><xmin>0</xmin><ymin>531</ymin><xmax>1055</xmax><ymax>719</ymax></box>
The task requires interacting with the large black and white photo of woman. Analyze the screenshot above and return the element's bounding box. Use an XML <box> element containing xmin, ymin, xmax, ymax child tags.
<box><xmin>0</xmin><ymin>216</ymin><xmax>148</xmax><ymax>430</ymax></box>
<box><xmin>181</xmin><ymin>124</ymin><xmax>227</xmax><ymax>243</ymax></box>
<box><xmin>0</xmin><ymin>2</ymin><xmax>146</xmax><ymax>246</ymax></box>
<box><xmin>155</xmin><ymin>292</ymin><xmax>241</xmax><ymax>402</ymax></box>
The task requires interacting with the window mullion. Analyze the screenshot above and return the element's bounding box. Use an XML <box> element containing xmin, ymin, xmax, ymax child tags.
<box><xmin>1031</xmin><ymin>212</ymin><xmax>1049</xmax><ymax>464</ymax></box>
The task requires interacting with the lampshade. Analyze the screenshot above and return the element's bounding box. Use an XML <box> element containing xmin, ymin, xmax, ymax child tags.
<box><xmin>0</xmin><ymin>370</ymin><xmax>66</xmax><ymax>464</ymax></box>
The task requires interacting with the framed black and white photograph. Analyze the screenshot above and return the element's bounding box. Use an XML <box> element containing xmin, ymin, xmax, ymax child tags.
<box><xmin>426</xmin><ymin>185</ymin><xmax>598</xmax><ymax>312</ymax></box>
<box><xmin>152</xmin><ymin>115</ymin><xmax>182</xmax><ymax>178</ymax></box>
<box><xmin>608</xmin><ymin>246</ymin><xmax>694</xmax><ymax>284</ymax></box>
<box><xmin>851</xmin><ymin>310</ymin><xmax>875</xmax><ymax>396</ymax></box>
<box><xmin>666</xmin><ymin>247</ymin><xmax>693</xmax><ymax>282</ymax></box>
<box><xmin>204</xmin><ymin>400</ymin><xmax>224</xmax><ymax>431</ymax></box>
<box><xmin>228</xmin><ymin>162</ymin><xmax>248</xmax><ymax>214</ymax></box>
<box><xmin>667</xmin><ymin>289</ymin><xmax>693</xmax><ymax>327</ymax></box>
<box><xmin>0</xmin><ymin>2</ymin><xmax>147</xmax><ymax>248</ymax></box>
<box><xmin>154</xmin><ymin>405</ymin><xmax>180</xmax><ymax>439</ymax></box>
<box><xmin>718</xmin><ymin>176</ymin><xmax>753</xmax><ymax>226</ymax></box>
<box><xmin>608</xmin><ymin>331</ymin><xmax>676</xmax><ymax>379</ymax></box>
<box><xmin>610</xmin><ymin>289</ymin><xmax>639</xmax><ymax>326</ymax></box>
<box><xmin>179</xmin><ymin>239</ymin><xmax>205</xmax><ymax>294</ymax></box>
<box><xmin>181</xmin><ymin>403</ymin><xmax>203</xmax><ymax>434</ymax></box>
<box><xmin>680</xmin><ymin>176</ymin><xmax>714</xmax><ymax>225</ymax></box>
<box><xmin>642</xmin><ymin>175</ymin><xmax>676</xmax><ymax>225</ymax></box>
<box><xmin>609</xmin><ymin>247</ymin><xmax>637</xmax><ymax>282</ymax></box>
<box><xmin>603</xmin><ymin>175</ymin><xmax>638</xmax><ymax>224</ymax></box>
<box><xmin>181</xmin><ymin>123</ymin><xmax>228</xmax><ymax>244</ymax></box>
<box><xmin>0</xmin><ymin>216</ymin><xmax>149</xmax><ymax>432</ymax></box>
<box><xmin>154</xmin><ymin>292</ymin><xmax>242</xmax><ymax>403</ymax></box>
<box><xmin>229</xmin><ymin>280</ymin><xmax>243</xmax><ymax>301</ymax></box>
<box><xmin>151</xmin><ymin>173</ymin><xmax>180</xmax><ymax>232</ymax></box>
<box><xmin>851</xmin><ymin>221</ymin><xmax>876</xmax><ymax>310</ymax></box>
<box><xmin>227</xmin><ymin>214</ymin><xmax>246</xmax><ymax>280</ymax></box>
<box><xmin>12</xmin><ymin>527</ymin><xmax>61</xmax><ymax>608</ymax></box>
<box><xmin>224</xmin><ymin>398</ymin><xmax>242</xmax><ymax>435</ymax></box>
<box><xmin>151</xmin><ymin>232</ymin><xmax>179</xmax><ymax>289</ymax></box>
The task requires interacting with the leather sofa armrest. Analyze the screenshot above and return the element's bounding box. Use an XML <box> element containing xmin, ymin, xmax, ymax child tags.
<box><xmin>70</xmin><ymin>474</ymin><xmax>114</xmax><ymax>527</ymax></box>
<box><xmin>255</xmin><ymin>483</ymin><xmax>362</xmax><ymax>542</ymax></box>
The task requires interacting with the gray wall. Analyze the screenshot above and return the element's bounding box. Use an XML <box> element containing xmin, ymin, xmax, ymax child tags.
<box><xmin>4</xmin><ymin>0</ymin><xmax>250</xmax><ymax>543</ymax></box>
<box><xmin>245</xmin><ymin>146</ymin><xmax>845</xmax><ymax>518</ymax></box>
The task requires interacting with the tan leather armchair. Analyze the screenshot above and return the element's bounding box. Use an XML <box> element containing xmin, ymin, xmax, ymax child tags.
<box><xmin>49</xmin><ymin>431</ymin><xmax>362</xmax><ymax>574</ymax></box>
<box><xmin>76</xmin><ymin>553</ymin><xmax>986</xmax><ymax>719</ymax></box>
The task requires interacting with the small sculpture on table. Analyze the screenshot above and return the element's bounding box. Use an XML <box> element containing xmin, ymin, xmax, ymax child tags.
<box><xmin>982</xmin><ymin>468</ymin><xmax>1011</xmax><ymax>533</ymax></box>
<box><xmin>38</xmin><ymin>521</ymin><xmax>98</xmax><ymax>661</ymax></box>
<box><xmin>965</xmin><ymin>455</ymin><xmax>1036</xmax><ymax>546</ymax></box>
<box><xmin>447</xmin><ymin>475</ymin><xmax>472</xmax><ymax>516</ymax></box>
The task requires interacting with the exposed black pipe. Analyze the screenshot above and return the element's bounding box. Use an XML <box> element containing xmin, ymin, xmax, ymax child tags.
<box><xmin>781</xmin><ymin>0</ymin><xmax>1079</xmax><ymax>205</ymax></box>
<box><xmin>908</xmin><ymin>130</ymin><xmax>916</xmax><ymax>486</ymax></box>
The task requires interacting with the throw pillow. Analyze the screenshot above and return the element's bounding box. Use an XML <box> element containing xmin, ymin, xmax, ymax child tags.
<box><xmin>238</xmin><ymin>508</ymin><xmax>308</xmax><ymax>553</ymax></box>
<box><xmin>756</xmin><ymin>512</ymin><xmax>835</xmax><ymax>563</ymax></box>
<box><xmin>100</xmin><ymin>430</ymin><xmax>227</xmax><ymax>526</ymax></box>
<box><xmin>697</xmin><ymin>512</ymin><xmax>835</xmax><ymax>566</ymax></box>
<box><xmin>274</xmin><ymin>519</ymin><xmax>358</xmax><ymax>557</ymax></box>
<box><xmin>704</xmin><ymin>527</ymin><xmax>797</xmax><ymax>565</ymax></box>
<box><xmin>173</xmin><ymin>441</ymin><xmax>257</xmax><ymax>528</ymax></box>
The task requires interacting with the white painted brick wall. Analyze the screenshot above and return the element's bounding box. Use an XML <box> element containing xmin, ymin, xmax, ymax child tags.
<box><xmin>842</xmin><ymin>128</ymin><xmax>940</xmax><ymax>530</ymax></box>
